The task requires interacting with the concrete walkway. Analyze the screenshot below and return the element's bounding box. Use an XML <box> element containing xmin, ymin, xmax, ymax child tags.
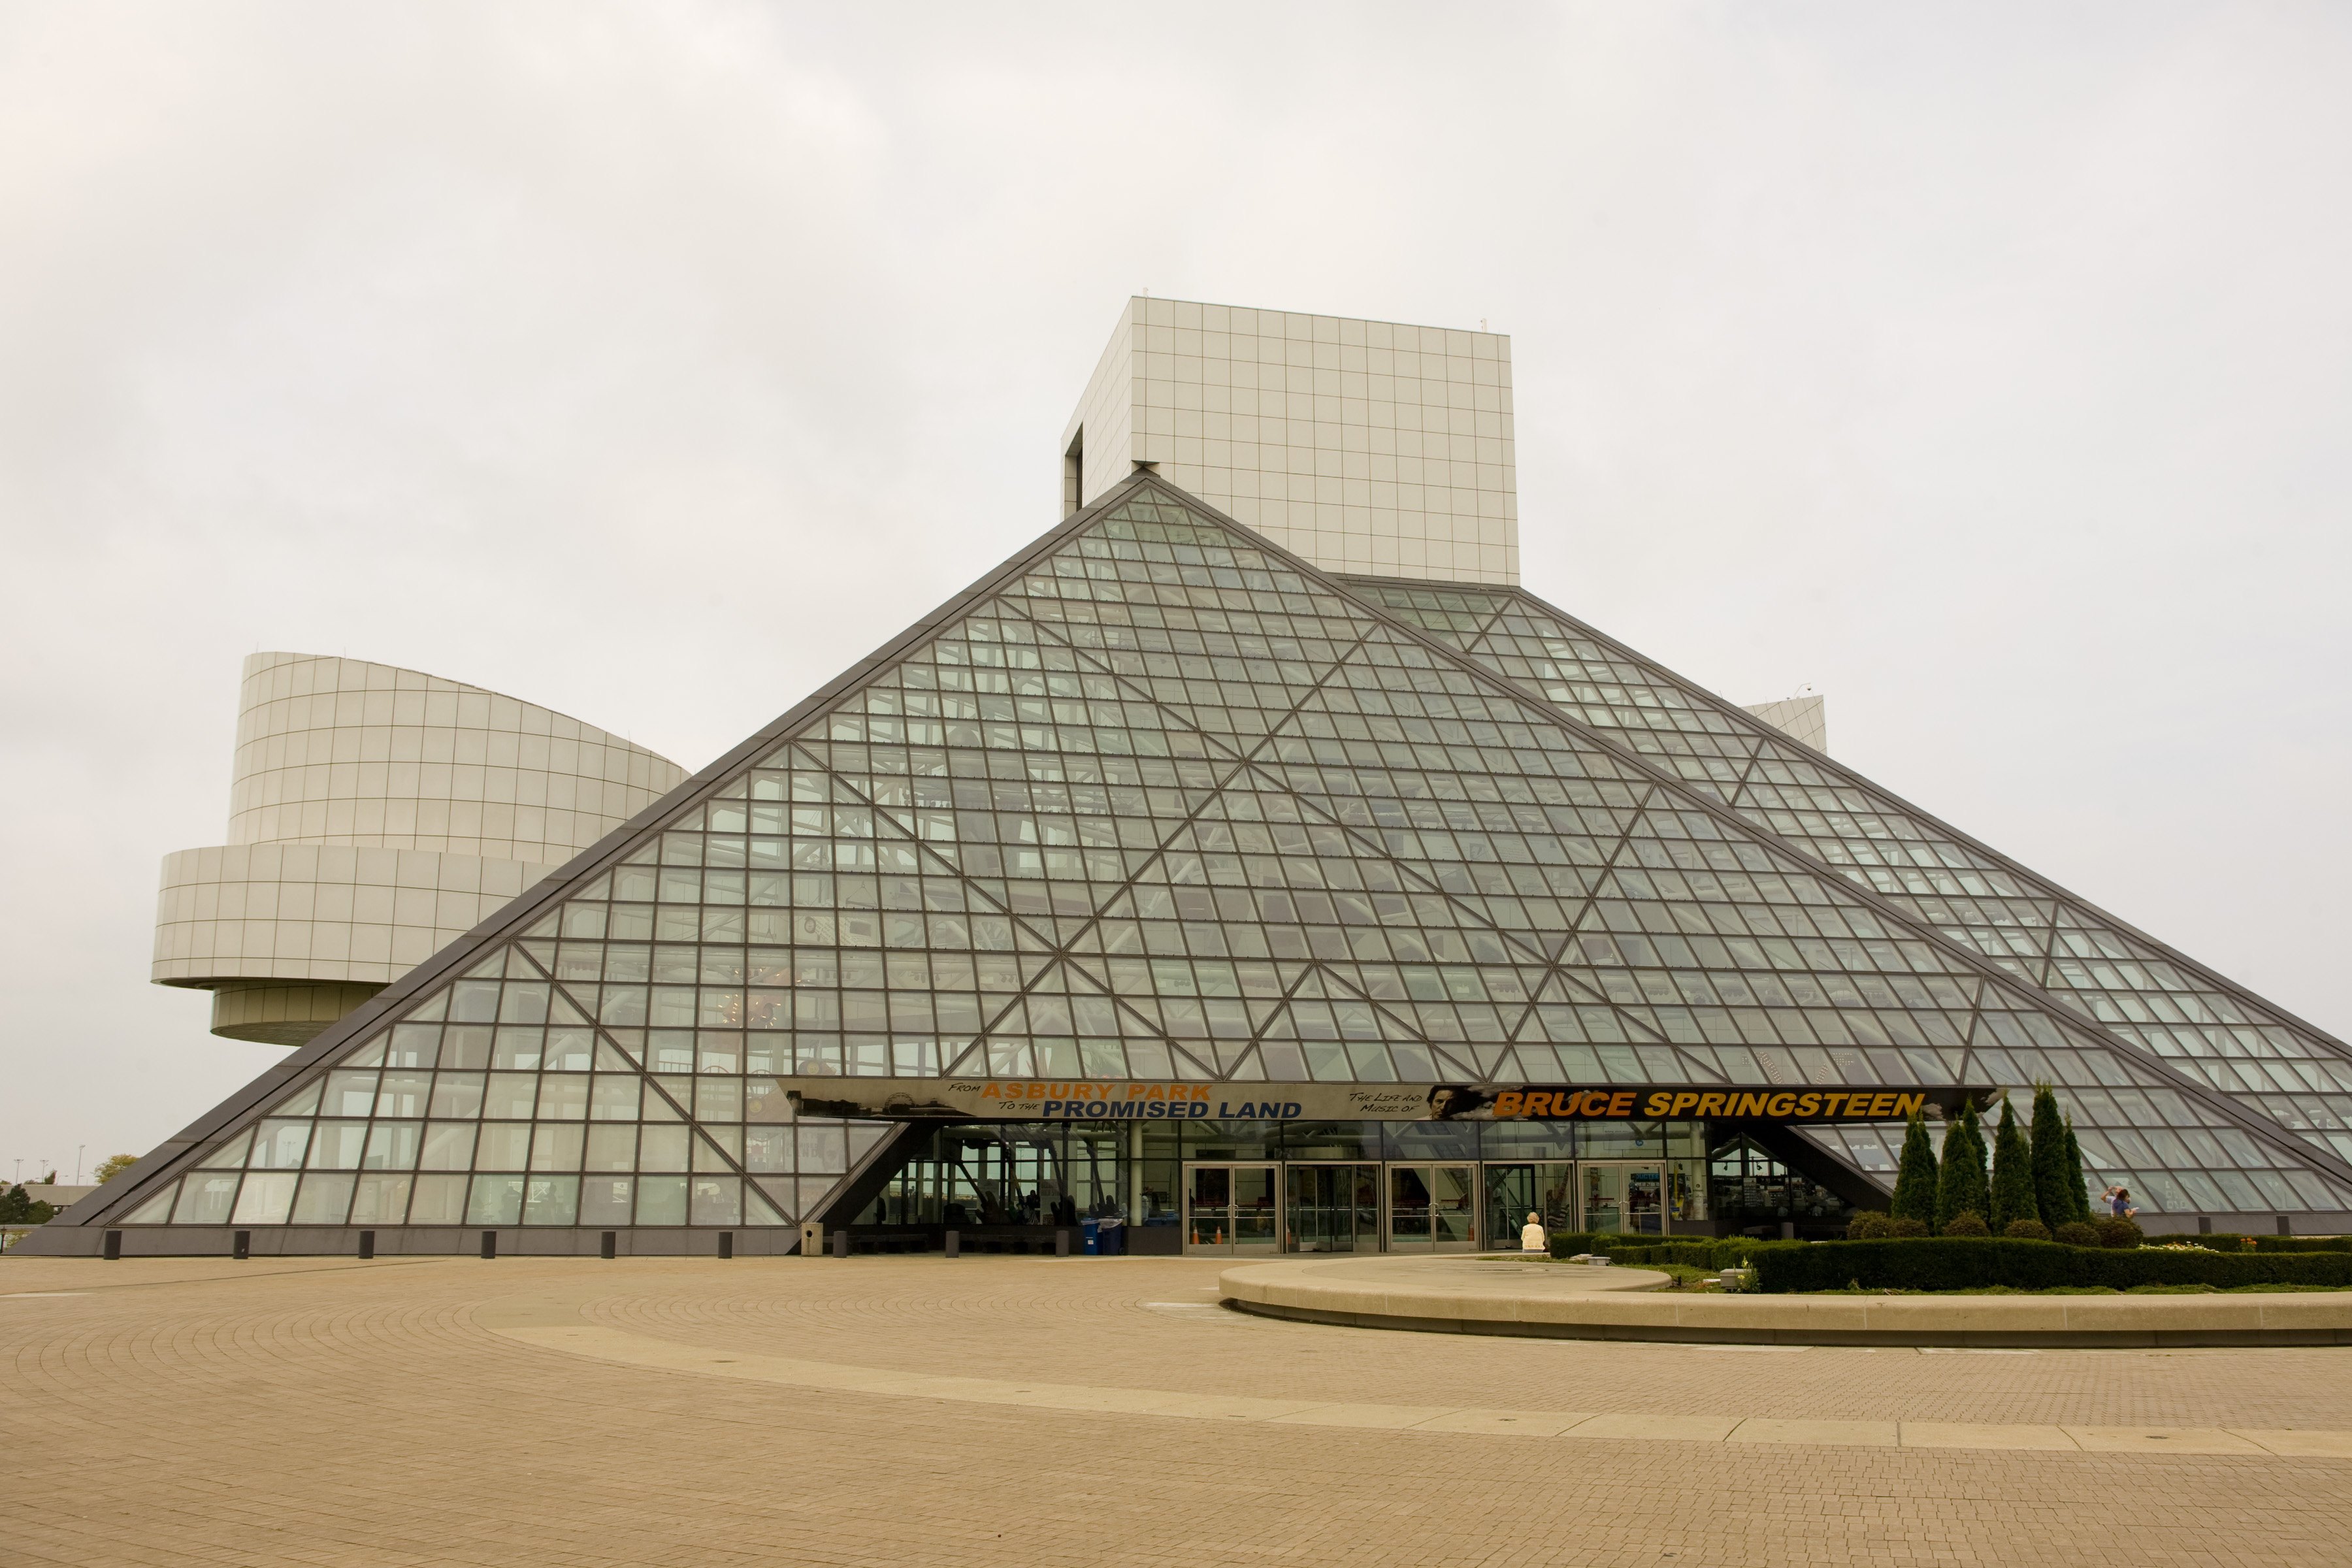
<box><xmin>12</xmin><ymin>1254</ymin><xmax>2352</xmax><ymax>1567</ymax></box>
<box><xmin>1221</xmin><ymin>1252</ymin><xmax>2352</xmax><ymax>1346</ymax></box>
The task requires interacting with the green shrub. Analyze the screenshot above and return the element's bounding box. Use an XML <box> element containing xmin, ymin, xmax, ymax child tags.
<box><xmin>2004</xmin><ymin>1218</ymin><xmax>2051</xmax><ymax>1241</ymax></box>
<box><xmin>1847</xmin><ymin>1212</ymin><xmax>1893</xmax><ymax>1240</ymax></box>
<box><xmin>1889</xmin><ymin>1111</ymin><xmax>1940</xmax><ymax>1227</ymax></box>
<box><xmin>1936</xmin><ymin>1102</ymin><xmax>1990</xmax><ymax>1232</ymax></box>
<box><xmin>1989</xmin><ymin>1097</ymin><xmax>2039</xmax><ymax>1232</ymax></box>
<box><xmin>2029</xmin><ymin>1085</ymin><xmax>2074</xmax><ymax>1234</ymax></box>
<box><xmin>1941</xmin><ymin>1211</ymin><xmax>1989</xmax><ymax>1237</ymax></box>
<box><xmin>2174</xmin><ymin>1234</ymin><xmax>2352</xmax><ymax>1254</ymax></box>
<box><xmin>1887</xmin><ymin>1217</ymin><xmax>1929</xmax><ymax>1238</ymax></box>
<box><xmin>2094</xmin><ymin>1216</ymin><xmax>2144</xmax><ymax>1250</ymax></box>
<box><xmin>2060</xmin><ymin>1119</ymin><xmax>2093</xmax><ymax>1225</ymax></box>
<box><xmin>2052</xmin><ymin>1221</ymin><xmax>2100</xmax><ymax>1248</ymax></box>
<box><xmin>1750</xmin><ymin>1237</ymin><xmax>2352</xmax><ymax>1294</ymax></box>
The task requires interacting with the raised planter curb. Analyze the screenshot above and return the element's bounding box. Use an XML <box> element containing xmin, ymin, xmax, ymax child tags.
<box><xmin>1219</xmin><ymin>1256</ymin><xmax>2352</xmax><ymax>1347</ymax></box>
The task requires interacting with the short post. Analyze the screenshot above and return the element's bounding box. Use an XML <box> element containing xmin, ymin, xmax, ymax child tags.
<box><xmin>1056</xmin><ymin>1228</ymin><xmax>1071</xmax><ymax>1257</ymax></box>
<box><xmin>2278</xmin><ymin>1215</ymin><xmax>2294</xmax><ymax>1237</ymax></box>
<box><xmin>2198</xmin><ymin>1215</ymin><xmax>2213</xmax><ymax>1234</ymax></box>
<box><xmin>357</xmin><ymin>1230</ymin><xmax>375</xmax><ymax>1260</ymax></box>
<box><xmin>944</xmin><ymin>1229</ymin><xmax>959</xmax><ymax>1258</ymax></box>
<box><xmin>717</xmin><ymin>1232</ymin><xmax>734</xmax><ymax>1260</ymax></box>
<box><xmin>832</xmin><ymin>1228</ymin><xmax>849</xmax><ymax>1258</ymax></box>
<box><xmin>600</xmin><ymin>1230</ymin><xmax>617</xmax><ymax>1260</ymax></box>
<box><xmin>1780</xmin><ymin>1221</ymin><xmax>1795</xmax><ymax>1241</ymax></box>
<box><xmin>480</xmin><ymin>1230</ymin><xmax>497</xmax><ymax>1260</ymax></box>
<box><xmin>103</xmin><ymin>1230</ymin><xmax>122</xmax><ymax>1262</ymax></box>
<box><xmin>233</xmin><ymin>1230</ymin><xmax>251</xmax><ymax>1260</ymax></box>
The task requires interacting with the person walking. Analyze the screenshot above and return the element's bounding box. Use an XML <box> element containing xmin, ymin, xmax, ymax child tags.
<box><xmin>1520</xmin><ymin>1210</ymin><xmax>1546</xmax><ymax>1253</ymax></box>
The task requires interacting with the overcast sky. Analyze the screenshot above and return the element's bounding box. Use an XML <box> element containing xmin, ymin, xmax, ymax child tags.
<box><xmin>3</xmin><ymin>3</ymin><xmax>2347</xmax><ymax>1181</ymax></box>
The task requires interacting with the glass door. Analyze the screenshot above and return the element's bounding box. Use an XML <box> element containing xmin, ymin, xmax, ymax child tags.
<box><xmin>1484</xmin><ymin>1162</ymin><xmax>1575</xmax><ymax>1252</ymax></box>
<box><xmin>1184</xmin><ymin>1164</ymin><xmax>1280</xmax><ymax>1256</ymax></box>
<box><xmin>1580</xmin><ymin>1163</ymin><xmax>1667</xmax><ymax>1237</ymax></box>
<box><xmin>1285</xmin><ymin>1164</ymin><xmax>1379</xmax><ymax>1253</ymax></box>
<box><xmin>1388</xmin><ymin>1164</ymin><xmax>1478</xmax><ymax>1252</ymax></box>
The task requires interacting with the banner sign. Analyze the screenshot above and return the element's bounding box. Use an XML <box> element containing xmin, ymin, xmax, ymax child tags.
<box><xmin>780</xmin><ymin>1078</ymin><xmax>1985</xmax><ymax>1125</ymax></box>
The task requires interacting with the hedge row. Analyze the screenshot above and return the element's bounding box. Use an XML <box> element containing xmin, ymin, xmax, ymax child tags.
<box><xmin>1752</xmin><ymin>1236</ymin><xmax>2352</xmax><ymax>1293</ymax></box>
<box><xmin>2175</xmin><ymin>1234</ymin><xmax>2352</xmax><ymax>1254</ymax></box>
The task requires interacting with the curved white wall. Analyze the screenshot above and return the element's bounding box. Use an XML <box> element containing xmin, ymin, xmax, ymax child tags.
<box><xmin>155</xmin><ymin>654</ymin><xmax>687</xmax><ymax>1044</ymax></box>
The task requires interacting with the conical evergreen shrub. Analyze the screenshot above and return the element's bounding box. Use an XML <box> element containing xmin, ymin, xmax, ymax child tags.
<box><xmin>1935</xmin><ymin>1099</ymin><xmax>1990</xmax><ymax>1232</ymax></box>
<box><xmin>2061</xmin><ymin>1117</ymin><xmax>2094</xmax><ymax>1224</ymax></box>
<box><xmin>1989</xmin><ymin>1096</ymin><xmax>2039</xmax><ymax>1231</ymax></box>
<box><xmin>1889</xmin><ymin>1109</ymin><xmax>1940</xmax><ymax>1226</ymax></box>
<box><xmin>2030</xmin><ymin>1084</ymin><xmax>2073</xmax><ymax>1229</ymax></box>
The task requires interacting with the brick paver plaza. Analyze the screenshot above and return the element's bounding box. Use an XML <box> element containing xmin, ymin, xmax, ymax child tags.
<box><xmin>7</xmin><ymin>1252</ymin><xmax>2351</xmax><ymax>1566</ymax></box>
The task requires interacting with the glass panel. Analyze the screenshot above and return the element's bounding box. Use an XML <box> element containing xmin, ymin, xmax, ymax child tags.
<box><xmin>636</xmin><ymin>1174</ymin><xmax>689</xmax><ymax>1225</ymax></box>
<box><xmin>408</xmin><ymin>1173</ymin><xmax>469</xmax><ymax>1224</ymax></box>
<box><xmin>691</xmin><ymin>1175</ymin><xmax>743</xmax><ymax>1226</ymax></box>
<box><xmin>523</xmin><ymin>1175</ymin><xmax>580</xmax><ymax>1226</ymax></box>
<box><xmin>1286</xmin><ymin>1164</ymin><xmax>1377</xmax><ymax>1253</ymax></box>
<box><xmin>1230</xmin><ymin>1166</ymin><xmax>1277</xmax><ymax>1254</ymax></box>
<box><xmin>173</xmin><ymin>1172</ymin><xmax>241</xmax><ymax>1224</ymax></box>
<box><xmin>1486</xmin><ymin>1162</ymin><xmax>1575</xmax><ymax>1250</ymax></box>
<box><xmin>1389</xmin><ymin>1166</ymin><xmax>1433</xmax><ymax>1245</ymax></box>
<box><xmin>580</xmin><ymin>1175</ymin><xmax>634</xmax><ymax>1227</ymax></box>
<box><xmin>1431</xmin><ymin>1166</ymin><xmax>1477</xmax><ymax>1247</ymax></box>
<box><xmin>350</xmin><ymin>1174</ymin><xmax>412</xmax><ymax>1224</ymax></box>
<box><xmin>1625</xmin><ymin>1168</ymin><xmax>1665</xmax><ymax>1235</ymax></box>
<box><xmin>232</xmin><ymin>1171</ymin><xmax>297</xmax><ymax>1225</ymax></box>
<box><xmin>1187</xmin><ymin>1165</ymin><xmax>1231</xmax><ymax>1249</ymax></box>
<box><xmin>1582</xmin><ymin>1166</ymin><xmax>1624</xmax><ymax>1233</ymax></box>
<box><xmin>291</xmin><ymin>1172</ymin><xmax>355</xmax><ymax>1224</ymax></box>
<box><xmin>466</xmin><ymin>1175</ymin><xmax>526</xmax><ymax>1226</ymax></box>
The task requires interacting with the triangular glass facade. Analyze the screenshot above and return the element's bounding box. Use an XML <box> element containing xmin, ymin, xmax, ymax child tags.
<box><xmin>52</xmin><ymin>474</ymin><xmax>2352</xmax><ymax>1250</ymax></box>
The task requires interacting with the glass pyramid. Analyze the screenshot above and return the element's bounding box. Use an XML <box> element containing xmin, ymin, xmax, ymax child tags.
<box><xmin>45</xmin><ymin>474</ymin><xmax>2352</xmax><ymax>1252</ymax></box>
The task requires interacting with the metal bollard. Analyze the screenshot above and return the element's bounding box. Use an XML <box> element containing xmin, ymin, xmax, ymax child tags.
<box><xmin>480</xmin><ymin>1230</ymin><xmax>497</xmax><ymax>1260</ymax></box>
<box><xmin>2198</xmin><ymin>1215</ymin><xmax>2213</xmax><ymax>1234</ymax></box>
<box><xmin>1056</xmin><ymin>1228</ymin><xmax>1071</xmax><ymax>1257</ymax></box>
<box><xmin>103</xmin><ymin>1230</ymin><xmax>122</xmax><ymax>1262</ymax></box>
<box><xmin>944</xmin><ymin>1229</ymin><xmax>959</xmax><ymax>1258</ymax></box>
<box><xmin>832</xmin><ymin>1228</ymin><xmax>849</xmax><ymax>1258</ymax></box>
<box><xmin>2279</xmin><ymin>1215</ymin><xmax>2294</xmax><ymax>1237</ymax></box>
<box><xmin>601</xmin><ymin>1230</ymin><xmax>617</xmax><ymax>1260</ymax></box>
<box><xmin>718</xmin><ymin>1232</ymin><xmax>734</xmax><ymax>1260</ymax></box>
<box><xmin>233</xmin><ymin>1230</ymin><xmax>251</xmax><ymax>1260</ymax></box>
<box><xmin>357</xmin><ymin>1230</ymin><xmax>375</xmax><ymax>1260</ymax></box>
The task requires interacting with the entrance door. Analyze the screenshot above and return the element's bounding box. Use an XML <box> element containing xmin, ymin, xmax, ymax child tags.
<box><xmin>1388</xmin><ymin>1164</ymin><xmax>1478</xmax><ymax>1251</ymax></box>
<box><xmin>1484</xmin><ymin>1162</ymin><xmax>1575</xmax><ymax>1252</ymax></box>
<box><xmin>1582</xmin><ymin>1164</ymin><xmax>1667</xmax><ymax>1237</ymax></box>
<box><xmin>1184</xmin><ymin>1164</ymin><xmax>1279</xmax><ymax>1255</ymax></box>
<box><xmin>1286</xmin><ymin>1164</ymin><xmax>1379</xmax><ymax>1253</ymax></box>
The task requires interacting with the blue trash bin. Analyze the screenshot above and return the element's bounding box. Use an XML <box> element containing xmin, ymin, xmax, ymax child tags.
<box><xmin>1081</xmin><ymin>1218</ymin><xmax>1100</xmax><ymax>1256</ymax></box>
<box><xmin>1098</xmin><ymin>1218</ymin><xmax>1124</xmax><ymax>1256</ymax></box>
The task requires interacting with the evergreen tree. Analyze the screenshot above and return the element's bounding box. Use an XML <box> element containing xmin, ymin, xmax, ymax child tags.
<box><xmin>1935</xmin><ymin>1100</ymin><xmax>1990</xmax><ymax>1230</ymax></box>
<box><xmin>1989</xmin><ymin>1096</ymin><xmax>2039</xmax><ymax>1230</ymax></box>
<box><xmin>2029</xmin><ymin>1084</ymin><xmax>2072</xmax><ymax>1230</ymax></box>
<box><xmin>2061</xmin><ymin>1117</ymin><xmax>2093</xmax><ymax>1224</ymax></box>
<box><xmin>1889</xmin><ymin>1109</ymin><xmax>1940</xmax><ymax>1225</ymax></box>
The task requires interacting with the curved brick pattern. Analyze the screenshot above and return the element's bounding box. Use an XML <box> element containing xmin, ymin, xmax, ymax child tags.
<box><xmin>6</xmin><ymin>1254</ymin><xmax>2352</xmax><ymax>1567</ymax></box>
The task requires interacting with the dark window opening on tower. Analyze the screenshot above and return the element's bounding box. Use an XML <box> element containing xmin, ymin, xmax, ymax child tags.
<box><xmin>1063</xmin><ymin>430</ymin><xmax>1083</xmax><ymax>517</ymax></box>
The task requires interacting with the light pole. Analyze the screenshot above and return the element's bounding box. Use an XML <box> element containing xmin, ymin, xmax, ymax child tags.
<box><xmin>76</xmin><ymin>1145</ymin><xmax>86</xmax><ymax>1185</ymax></box>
